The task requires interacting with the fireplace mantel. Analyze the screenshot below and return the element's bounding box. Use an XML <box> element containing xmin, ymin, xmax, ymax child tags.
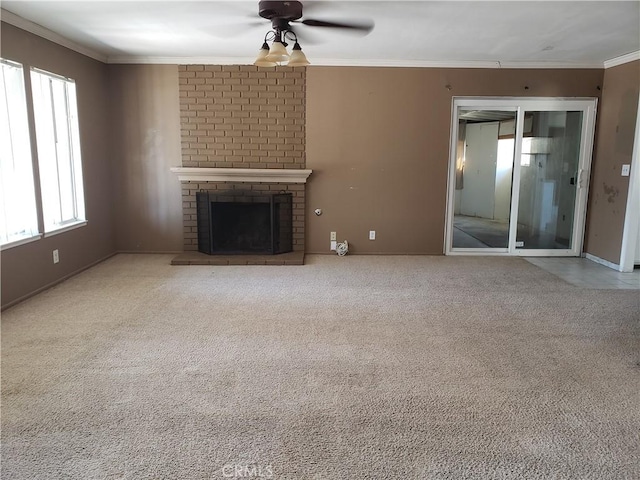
<box><xmin>171</xmin><ymin>167</ymin><xmax>312</xmax><ymax>184</ymax></box>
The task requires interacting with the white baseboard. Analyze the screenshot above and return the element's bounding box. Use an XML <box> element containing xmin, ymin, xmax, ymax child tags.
<box><xmin>585</xmin><ymin>253</ymin><xmax>620</xmax><ymax>271</ymax></box>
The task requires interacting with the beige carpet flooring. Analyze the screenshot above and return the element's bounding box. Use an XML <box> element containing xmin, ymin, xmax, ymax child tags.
<box><xmin>2</xmin><ymin>254</ymin><xmax>639</xmax><ymax>479</ymax></box>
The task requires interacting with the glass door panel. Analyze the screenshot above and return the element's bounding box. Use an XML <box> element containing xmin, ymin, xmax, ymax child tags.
<box><xmin>515</xmin><ymin>111</ymin><xmax>583</xmax><ymax>250</ymax></box>
<box><xmin>447</xmin><ymin>98</ymin><xmax>595</xmax><ymax>257</ymax></box>
<box><xmin>451</xmin><ymin>110</ymin><xmax>516</xmax><ymax>249</ymax></box>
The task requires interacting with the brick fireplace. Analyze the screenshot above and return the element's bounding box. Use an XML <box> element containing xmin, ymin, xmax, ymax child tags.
<box><xmin>174</xmin><ymin>65</ymin><xmax>310</xmax><ymax>257</ymax></box>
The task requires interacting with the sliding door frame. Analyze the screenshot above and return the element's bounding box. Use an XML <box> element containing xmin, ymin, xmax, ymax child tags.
<box><xmin>445</xmin><ymin>97</ymin><xmax>598</xmax><ymax>257</ymax></box>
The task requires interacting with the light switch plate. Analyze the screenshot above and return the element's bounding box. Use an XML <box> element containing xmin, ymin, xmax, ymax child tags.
<box><xmin>621</xmin><ymin>164</ymin><xmax>630</xmax><ymax>176</ymax></box>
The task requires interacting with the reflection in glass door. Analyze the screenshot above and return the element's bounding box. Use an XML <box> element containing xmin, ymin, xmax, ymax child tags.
<box><xmin>446</xmin><ymin>98</ymin><xmax>596</xmax><ymax>257</ymax></box>
<box><xmin>514</xmin><ymin>111</ymin><xmax>583</xmax><ymax>251</ymax></box>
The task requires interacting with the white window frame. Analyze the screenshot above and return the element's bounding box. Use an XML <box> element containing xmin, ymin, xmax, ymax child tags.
<box><xmin>0</xmin><ymin>58</ymin><xmax>40</xmax><ymax>249</ymax></box>
<box><xmin>30</xmin><ymin>67</ymin><xmax>86</xmax><ymax>235</ymax></box>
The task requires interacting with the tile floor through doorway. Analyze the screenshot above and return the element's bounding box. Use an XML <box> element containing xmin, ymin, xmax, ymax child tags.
<box><xmin>526</xmin><ymin>257</ymin><xmax>640</xmax><ymax>290</ymax></box>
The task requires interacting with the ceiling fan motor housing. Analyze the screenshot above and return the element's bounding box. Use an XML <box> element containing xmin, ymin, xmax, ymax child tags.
<box><xmin>257</xmin><ymin>0</ymin><xmax>374</xmax><ymax>40</ymax></box>
<box><xmin>259</xmin><ymin>1</ymin><xmax>303</xmax><ymax>22</ymax></box>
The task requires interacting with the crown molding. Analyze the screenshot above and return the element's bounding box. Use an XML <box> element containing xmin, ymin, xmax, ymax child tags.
<box><xmin>1</xmin><ymin>9</ymin><xmax>107</xmax><ymax>63</ymax></box>
<box><xmin>308</xmin><ymin>59</ymin><xmax>605</xmax><ymax>69</ymax></box>
<box><xmin>604</xmin><ymin>51</ymin><xmax>640</xmax><ymax>69</ymax></box>
<box><xmin>496</xmin><ymin>61</ymin><xmax>603</xmax><ymax>69</ymax></box>
<box><xmin>108</xmin><ymin>56</ymin><xmax>604</xmax><ymax>69</ymax></box>
<box><xmin>308</xmin><ymin>59</ymin><xmax>503</xmax><ymax>69</ymax></box>
<box><xmin>111</xmin><ymin>56</ymin><xmax>604</xmax><ymax>69</ymax></box>
<box><xmin>108</xmin><ymin>56</ymin><xmax>504</xmax><ymax>68</ymax></box>
<box><xmin>107</xmin><ymin>56</ymin><xmax>255</xmax><ymax>65</ymax></box>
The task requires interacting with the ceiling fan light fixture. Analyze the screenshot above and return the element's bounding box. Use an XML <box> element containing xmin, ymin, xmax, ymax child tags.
<box><xmin>253</xmin><ymin>1</ymin><xmax>373</xmax><ymax>68</ymax></box>
<box><xmin>287</xmin><ymin>42</ymin><xmax>310</xmax><ymax>67</ymax></box>
<box><xmin>265</xmin><ymin>40</ymin><xmax>290</xmax><ymax>63</ymax></box>
<box><xmin>254</xmin><ymin>42</ymin><xmax>277</xmax><ymax>67</ymax></box>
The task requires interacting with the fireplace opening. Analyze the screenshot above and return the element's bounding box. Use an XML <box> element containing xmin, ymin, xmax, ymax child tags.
<box><xmin>196</xmin><ymin>191</ymin><xmax>292</xmax><ymax>255</ymax></box>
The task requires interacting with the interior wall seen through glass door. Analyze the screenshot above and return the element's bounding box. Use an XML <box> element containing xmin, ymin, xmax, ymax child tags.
<box><xmin>452</xmin><ymin>111</ymin><xmax>516</xmax><ymax>249</ymax></box>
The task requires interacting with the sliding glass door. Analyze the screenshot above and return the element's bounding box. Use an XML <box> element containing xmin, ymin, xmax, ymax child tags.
<box><xmin>446</xmin><ymin>98</ymin><xmax>597</xmax><ymax>256</ymax></box>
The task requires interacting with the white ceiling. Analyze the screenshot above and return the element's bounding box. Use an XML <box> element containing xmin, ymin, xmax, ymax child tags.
<box><xmin>2</xmin><ymin>1</ymin><xmax>639</xmax><ymax>67</ymax></box>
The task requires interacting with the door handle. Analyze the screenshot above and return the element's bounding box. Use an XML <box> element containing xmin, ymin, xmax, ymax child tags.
<box><xmin>578</xmin><ymin>168</ymin><xmax>586</xmax><ymax>188</ymax></box>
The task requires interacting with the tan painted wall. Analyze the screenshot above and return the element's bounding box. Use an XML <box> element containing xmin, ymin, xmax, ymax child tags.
<box><xmin>306</xmin><ymin>67</ymin><xmax>604</xmax><ymax>254</ymax></box>
<box><xmin>584</xmin><ymin>61</ymin><xmax>640</xmax><ymax>264</ymax></box>
<box><xmin>109</xmin><ymin>64</ymin><xmax>183</xmax><ymax>252</ymax></box>
<box><xmin>1</xmin><ymin>22</ymin><xmax>115</xmax><ymax>308</ymax></box>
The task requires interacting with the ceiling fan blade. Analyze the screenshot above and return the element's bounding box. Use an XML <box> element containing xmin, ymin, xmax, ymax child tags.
<box><xmin>204</xmin><ymin>20</ymin><xmax>265</xmax><ymax>38</ymax></box>
<box><xmin>286</xmin><ymin>25</ymin><xmax>323</xmax><ymax>45</ymax></box>
<box><xmin>299</xmin><ymin>18</ymin><xmax>374</xmax><ymax>34</ymax></box>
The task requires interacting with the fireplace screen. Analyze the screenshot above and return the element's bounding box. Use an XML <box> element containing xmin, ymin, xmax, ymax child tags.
<box><xmin>196</xmin><ymin>191</ymin><xmax>293</xmax><ymax>255</ymax></box>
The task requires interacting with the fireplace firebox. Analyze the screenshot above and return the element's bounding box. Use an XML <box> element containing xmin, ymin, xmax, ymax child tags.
<box><xmin>196</xmin><ymin>191</ymin><xmax>293</xmax><ymax>255</ymax></box>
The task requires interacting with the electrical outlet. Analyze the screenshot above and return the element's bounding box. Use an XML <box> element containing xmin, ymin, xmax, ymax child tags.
<box><xmin>369</xmin><ymin>230</ymin><xmax>376</xmax><ymax>240</ymax></box>
<box><xmin>330</xmin><ymin>241</ymin><xmax>337</xmax><ymax>251</ymax></box>
<box><xmin>330</xmin><ymin>231</ymin><xmax>337</xmax><ymax>241</ymax></box>
<box><xmin>621</xmin><ymin>164</ymin><xmax>630</xmax><ymax>176</ymax></box>
<box><xmin>53</xmin><ymin>249</ymin><xmax>59</xmax><ymax>264</ymax></box>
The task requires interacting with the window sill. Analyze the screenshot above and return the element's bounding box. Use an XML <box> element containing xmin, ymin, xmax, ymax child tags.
<box><xmin>44</xmin><ymin>220</ymin><xmax>88</xmax><ymax>238</ymax></box>
<box><xmin>1</xmin><ymin>234</ymin><xmax>43</xmax><ymax>251</ymax></box>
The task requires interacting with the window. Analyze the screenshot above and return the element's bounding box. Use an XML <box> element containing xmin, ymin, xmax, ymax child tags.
<box><xmin>31</xmin><ymin>68</ymin><xmax>85</xmax><ymax>233</ymax></box>
<box><xmin>0</xmin><ymin>59</ymin><xmax>39</xmax><ymax>247</ymax></box>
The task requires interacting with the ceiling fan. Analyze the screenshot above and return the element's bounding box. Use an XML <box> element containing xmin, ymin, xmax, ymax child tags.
<box><xmin>253</xmin><ymin>1</ymin><xmax>374</xmax><ymax>67</ymax></box>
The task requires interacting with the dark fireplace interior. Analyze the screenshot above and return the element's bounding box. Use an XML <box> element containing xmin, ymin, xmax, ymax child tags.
<box><xmin>196</xmin><ymin>191</ymin><xmax>293</xmax><ymax>255</ymax></box>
